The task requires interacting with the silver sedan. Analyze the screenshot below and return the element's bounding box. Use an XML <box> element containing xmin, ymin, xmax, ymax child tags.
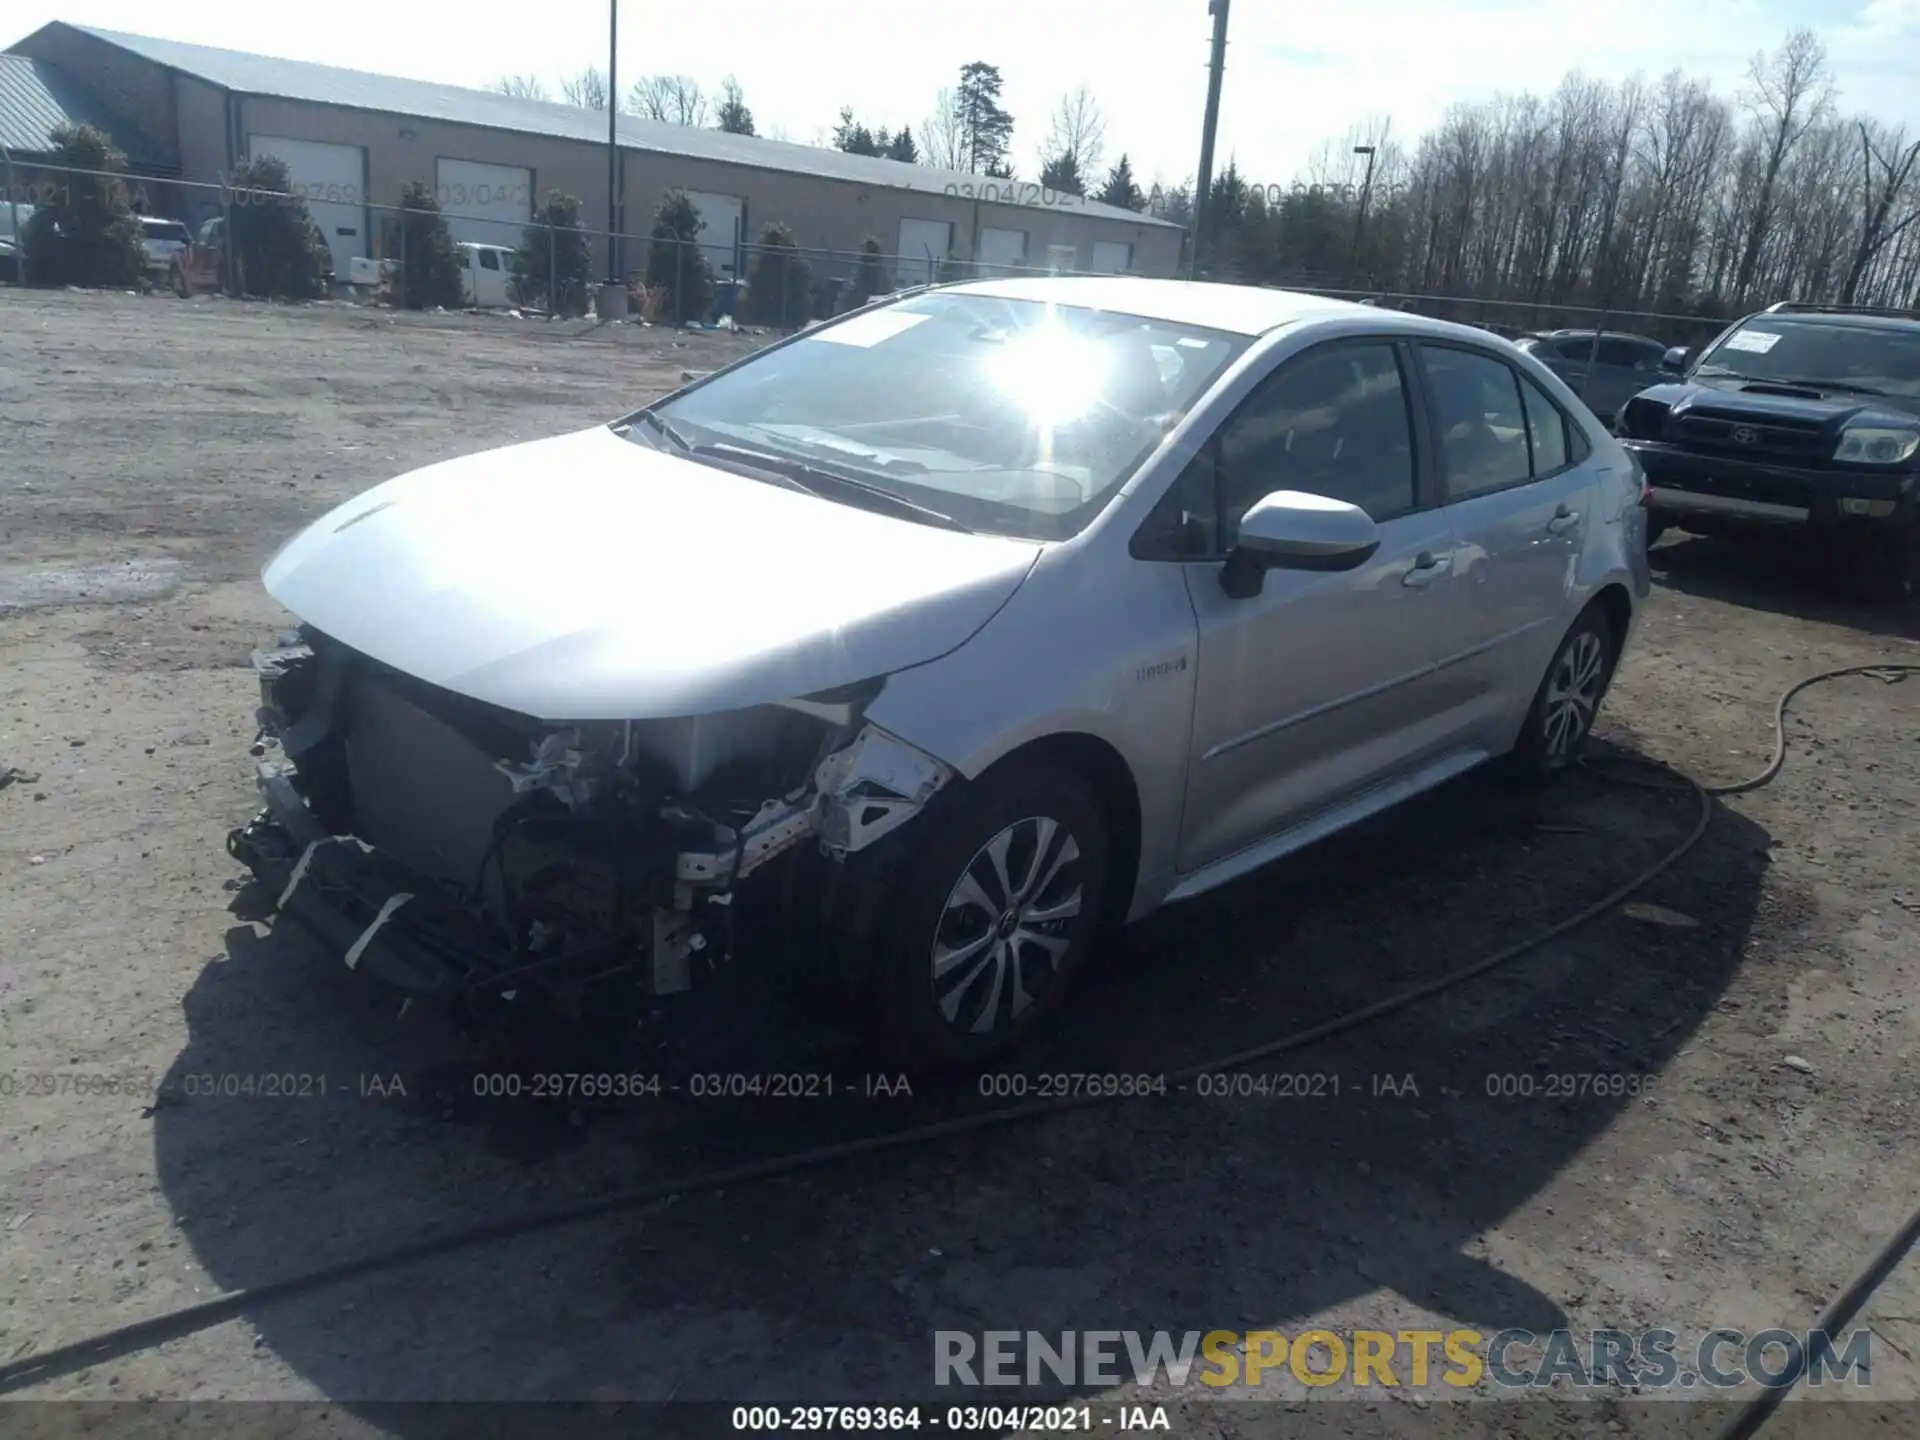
<box><xmin>235</xmin><ymin>277</ymin><xmax>1651</xmax><ymax>1064</ymax></box>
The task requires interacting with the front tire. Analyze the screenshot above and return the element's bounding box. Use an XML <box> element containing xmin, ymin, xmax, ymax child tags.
<box><xmin>1512</xmin><ymin>607</ymin><xmax>1618</xmax><ymax>780</ymax></box>
<box><xmin>867</xmin><ymin>758</ymin><xmax>1109</xmax><ymax>1068</ymax></box>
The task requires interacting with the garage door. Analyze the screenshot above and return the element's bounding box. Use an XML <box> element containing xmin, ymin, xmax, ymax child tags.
<box><xmin>1091</xmin><ymin>240</ymin><xmax>1133</xmax><ymax>274</ymax></box>
<box><xmin>247</xmin><ymin>135</ymin><xmax>366</xmax><ymax>278</ymax></box>
<box><xmin>681</xmin><ymin>190</ymin><xmax>745</xmax><ymax>279</ymax></box>
<box><xmin>435</xmin><ymin>159</ymin><xmax>533</xmax><ymax>248</ymax></box>
<box><xmin>977</xmin><ymin>226</ymin><xmax>1027</xmax><ymax>275</ymax></box>
<box><xmin>897</xmin><ymin>218</ymin><xmax>952</xmax><ymax>287</ymax></box>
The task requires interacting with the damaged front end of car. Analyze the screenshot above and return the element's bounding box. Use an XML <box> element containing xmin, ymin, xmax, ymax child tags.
<box><xmin>226</xmin><ymin>626</ymin><xmax>954</xmax><ymax>1016</ymax></box>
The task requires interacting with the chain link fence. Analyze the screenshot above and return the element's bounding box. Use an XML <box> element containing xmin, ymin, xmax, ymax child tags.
<box><xmin>2</xmin><ymin>162</ymin><xmax>1154</xmax><ymax>326</ymax></box>
<box><xmin>5</xmin><ymin>160</ymin><xmax>1766</xmax><ymax>353</ymax></box>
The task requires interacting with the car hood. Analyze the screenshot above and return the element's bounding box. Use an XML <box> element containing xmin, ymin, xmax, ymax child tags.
<box><xmin>1636</xmin><ymin>378</ymin><xmax>1920</xmax><ymax>428</ymax></box>
<box><xmin>263</xmin><ymin>425</ymin><xmax>1043</xmax><ymax>721</ymax></box>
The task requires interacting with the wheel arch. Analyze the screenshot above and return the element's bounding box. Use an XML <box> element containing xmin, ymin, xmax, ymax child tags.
<box><xmin>1589</xmin><ymin>580</ymin><xmax>1634</xmax><ymax>654</ymax></box>
<box><xmin>971</xmin><ymin>730</ymin><xmax>1144</xmax><ymax>931</ymax></box>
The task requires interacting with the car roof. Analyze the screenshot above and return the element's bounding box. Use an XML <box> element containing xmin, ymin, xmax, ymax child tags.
<box><xmin>1534</xmin><ymin>328</ymin><xmax>1659</xmax><ymax>343</ymax></box>
<box><xmin>941</xmin><ymin>277</ymin><xmax>1376</xmax><ymax>337</ymax></box>
<box><xmin>1739</xmin><ymin>310</ymin><xmax>1920</xmax><ymax>333</ymax></box>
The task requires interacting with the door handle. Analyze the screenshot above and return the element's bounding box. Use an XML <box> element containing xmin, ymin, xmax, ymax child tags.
<box><xmin>1546</xmin><ymin>505</ymin><xmax>1581</xmax><ymax>535</ymax></box>
<box><xmin>1402</xmin><ymin>551</ymin><xmax>1451</xmax><ymax>587</ymax></box>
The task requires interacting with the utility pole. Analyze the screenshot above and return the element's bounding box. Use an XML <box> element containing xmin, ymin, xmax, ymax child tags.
<box><xmin>1189</xmin><ymin>0</ymin><xmax>1230</xmax><ymax>280</ymax></box>
<box><xmin>1347</xmin><ymin>144</ymin><xmax>1377</xmax><ymax>281</ymax></box>
<box><xmin>606</xmin><ymin>0</ymin><xmax>620</xmax><ymax>282</ymax></box>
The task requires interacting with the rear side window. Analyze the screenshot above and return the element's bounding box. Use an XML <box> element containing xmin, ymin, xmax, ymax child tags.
<box><xmin>1593</xmin><ymin>337</ymin><xmax>1641</xmax><ymax>367</ymax></box>
<box><xmin>479</xmin><ymin>249</ymin><xmax>501</xmax><ymax>271</ymax></box>
<box><xmin>1420</xmin><ymin>346</ymin><xmax>1531</xmax><ymax>499</ymax></box>
<box><xmin>1518</xmin><ymin>371</ymin><xmax>1570</xmax><ymax>473</ymax></box>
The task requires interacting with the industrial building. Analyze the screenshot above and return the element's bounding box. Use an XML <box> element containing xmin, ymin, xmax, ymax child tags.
<box><xmin>3</xmin><ymin>22</ymin><xmax>1183</xmax><ymax>287</ymax></box>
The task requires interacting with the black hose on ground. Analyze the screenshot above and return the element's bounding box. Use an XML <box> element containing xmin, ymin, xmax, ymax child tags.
<box><xmin>1</xmin><ymin>664</ymin><xmax>1915</xmax><ymax>1423</ymax></box>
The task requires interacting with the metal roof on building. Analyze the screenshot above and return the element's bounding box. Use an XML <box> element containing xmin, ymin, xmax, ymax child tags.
<box><xmin>0</xmin><ymin>51</ymin><xmax>166</xmax><ymax>163</ymax></box>
<box><xmin>45</xmin><ymin>25</ymin><xmax>1177</xmax><ymax>229</ymax></box>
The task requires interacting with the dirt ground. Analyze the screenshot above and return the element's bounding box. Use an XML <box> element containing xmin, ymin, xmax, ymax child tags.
<box><xmin>3</xmin><ymin>287</ymin><xmax>1919</xmax><ymax>1439</ymax></box>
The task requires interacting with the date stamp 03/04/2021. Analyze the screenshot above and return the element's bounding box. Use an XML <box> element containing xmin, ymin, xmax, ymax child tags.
<box><xmin>2</xmin><ymin>1066</ymin><xmax>1659</xmax><ymax>1108</ymax></box>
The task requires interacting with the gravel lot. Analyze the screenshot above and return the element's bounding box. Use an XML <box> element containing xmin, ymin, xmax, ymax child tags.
<box><xmin>3</xmin><ymin>288</ymin><xmax>1919</xmax><ymax>1438</ymax></box>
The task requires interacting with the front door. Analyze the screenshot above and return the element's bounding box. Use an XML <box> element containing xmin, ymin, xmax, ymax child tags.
<box><xmin>1177</xmin><ymin>339</ymin><xmax>1475</xmax><ymax>872</ymax></box>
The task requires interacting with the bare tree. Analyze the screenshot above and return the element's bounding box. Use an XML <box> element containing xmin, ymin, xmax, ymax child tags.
<box><xmin>488</xmin><ymin>74</ymin><xmax>549</xmax><ymax>101</ymax></box>
<box><xmin>1041</xmin><ymin>86</ymin><xmax>1107</xmax><ymax>180</ymax></box>
<box><xmin>919</xmin><ymin>88</ymin><xmax>968</xmax><ymax>172</ymax></box>
<box><xmin>1731</xmin><ymin>29</ymin><xmax>1833</xmax><ymax>300</ymax></box>
<box><xmin>1117</xmin><ymin>23</ymin><xmax>1920</xmax><ymax>319</ymax></box>
<box><xmin>561</xmin><ymin>66</ymin><xmax>615</xmax><ymax>112</ymax></box>
<box><xmin>1841</xmin><ymin>119</ymin><xmax>1920</xmax><ymax>302</ymax></box>
<box><xmin>631</xmin><ymin>75</ymin><xmax>708</xmax><ymax>127</ymax></box>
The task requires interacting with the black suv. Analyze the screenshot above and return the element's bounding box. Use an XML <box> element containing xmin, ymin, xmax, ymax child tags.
<box><xmin>1616</xmin><ymin>302</ymin><xmax>1920</xmax><ymax>601</ymax></box>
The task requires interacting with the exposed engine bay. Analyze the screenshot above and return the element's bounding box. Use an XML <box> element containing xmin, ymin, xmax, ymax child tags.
<box><xmin>227</xmin><ymin>626</ymin><xmax>954</xmax><ymax>1010</ymax></box>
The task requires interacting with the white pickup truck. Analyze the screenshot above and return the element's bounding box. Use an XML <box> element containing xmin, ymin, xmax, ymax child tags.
<box><xmin>341</xmin><ymin>242</ymin><xmax>517</xmax><ymax>308</ymax></box>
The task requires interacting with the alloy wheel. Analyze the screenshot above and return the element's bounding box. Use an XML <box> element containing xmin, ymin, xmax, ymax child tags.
<box><xmin>930</xmin><ymin>815</ymin><xmax>1085</xmax><ymax>1036</ymax></box>
<box><xmin>1543</xmin><ymin>629</ymin><xmax>1607</xmax><ymax>761</ymax></box>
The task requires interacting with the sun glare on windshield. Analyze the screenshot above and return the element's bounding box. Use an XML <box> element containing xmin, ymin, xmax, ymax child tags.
<box><xmin>985</xmin><ymin>321</ymin><xmax>1115</xmax><ymax>428</ymax></box>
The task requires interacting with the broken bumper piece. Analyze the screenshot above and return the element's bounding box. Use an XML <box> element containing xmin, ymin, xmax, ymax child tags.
<box><xmin>228</xmin><ymin>785</ymin><xmax>521</xmax><ymax>996</ymax></box>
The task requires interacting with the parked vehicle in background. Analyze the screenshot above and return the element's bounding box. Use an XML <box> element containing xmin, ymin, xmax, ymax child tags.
<box><xmin>455</xmin><ymin>241</ymin><xmax>516</xmax><ymax>308</ymax></box>
<box><xmin>138</xmin><ymin>216</ymin><xmax>191</xmax><ymax>282</ymax></box>
<box><xmin>229</xmin><ymin>277</ymin><xmax>1648</xmax><ymax>1064</ymax></box>
<box><xmin>1617</xmin><ymin>302</ymin><xmax>1920</xmax><ymax>601</ymax></box>
<box><xmin>1515</xmin><ymin>330</ymin><xmax>1675</xmax><ymax>425</ymax></box>
<box><xmin>169</xmin><ymin>216</ymin><xmax>226</xmax><ymax>295</ymax></box>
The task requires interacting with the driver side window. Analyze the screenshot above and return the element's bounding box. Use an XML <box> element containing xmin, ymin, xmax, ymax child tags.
<box><xmin>1214</xmin><ymin>342</ymin><xmax>1416</xmax><ymax>548</ymax></box>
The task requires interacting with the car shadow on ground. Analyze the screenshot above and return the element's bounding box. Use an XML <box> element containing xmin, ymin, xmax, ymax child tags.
<box><xmin>122</xmin><ymin>738</ymin><xmax>1779</xmax><ymax>1424</ymax></box>
<box><xmin>1652</xmin><ymin>532</ymin><xmax>1920</xmax><ymax>642</ymax></box>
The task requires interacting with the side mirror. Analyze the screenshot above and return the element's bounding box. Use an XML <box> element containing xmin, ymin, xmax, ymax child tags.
<box><xmin>1661</xmin><ymin>346</ymin><xmax>1690</xmax><ymax>375</ymax></box>
<box><xmin>1220</xmin><ymin>491</ymin><xmax>1382</xmax><ymax>599</ymax></box>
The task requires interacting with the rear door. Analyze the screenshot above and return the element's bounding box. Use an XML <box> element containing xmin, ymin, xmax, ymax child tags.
<box><xmin>1414</xmin><ymin>342</ymin><xmax>1596</xmax><ymax>725</ymax></box>
<box><xmin>473</xmin><ymin>246</ymin><xmax>511</xmax><ymax>306</ymax></box>
<box><xmin>1174</xmin><ymin>338</ymin><xmax>1476</xmax><ymax>872</ymax></box>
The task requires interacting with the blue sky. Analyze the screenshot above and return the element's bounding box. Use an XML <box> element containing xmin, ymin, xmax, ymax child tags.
<box><xmin>9</xmin><ymin>1</ymin><xmax>1920</xmax><ymax>190</ymax></box>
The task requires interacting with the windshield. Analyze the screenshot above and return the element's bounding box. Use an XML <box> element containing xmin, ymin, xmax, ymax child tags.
<box><xmin>637</xmin><ymin>291</ymin><xmax>1251</xmax><ymax>540</ymax></box>
<box><xmin>141</xmin><ymin>221</ymin><xmax>189</xmax><ymax>242</ymax></box>
<box><xmin>1696</xmin><ymin>318</ymin><xmax>1920</xmax><ymax>400</ymax></box>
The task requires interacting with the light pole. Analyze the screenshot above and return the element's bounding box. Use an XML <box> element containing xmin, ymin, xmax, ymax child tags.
<box><xmin>606</xmin><ymin>0</ymin><xmax>620</xmax><ymax>283</ymax></box>
<box><xmin>1347</xmin><ymin>143</ymin><xmax>1376</xmax><ymax>282</ymax></box>
<box><xmin>1189</xmin><ymin>0</ymin><xmax>1230</xmax><ymax>280</ymax></box>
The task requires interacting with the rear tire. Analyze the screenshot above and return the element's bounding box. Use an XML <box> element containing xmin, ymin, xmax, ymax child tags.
<box><xmin>1511</xmin><ymin>607</ymin><xmax>1618</xmax><ymax>781</ymax></box>
<box><xmin>865</xmin><ymin>757</ymin><xmax>1109</xmax><ymax>1069</ymax></box>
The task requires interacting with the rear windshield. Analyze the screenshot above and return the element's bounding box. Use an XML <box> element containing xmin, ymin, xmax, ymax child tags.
<box><xmin>1695</xmin><ymin>318</ymin><xmax>1920</xmax><ymax>399</ymax></box>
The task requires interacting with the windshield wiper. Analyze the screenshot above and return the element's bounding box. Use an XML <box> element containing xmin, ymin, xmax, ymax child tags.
<box><xmin>1693</xmin><ymin>364</ymin><xmax>1758</xmax><ymax>379</ymax></box>
<box><xmin>628</xmin><ymin>408</ymin><xmax>694</xmax><ymax>451</ymax></box>
<box><xmin>694</xmin><ymin>442</ymin><xmax>973</xmax><ymax>533</ymax></box>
